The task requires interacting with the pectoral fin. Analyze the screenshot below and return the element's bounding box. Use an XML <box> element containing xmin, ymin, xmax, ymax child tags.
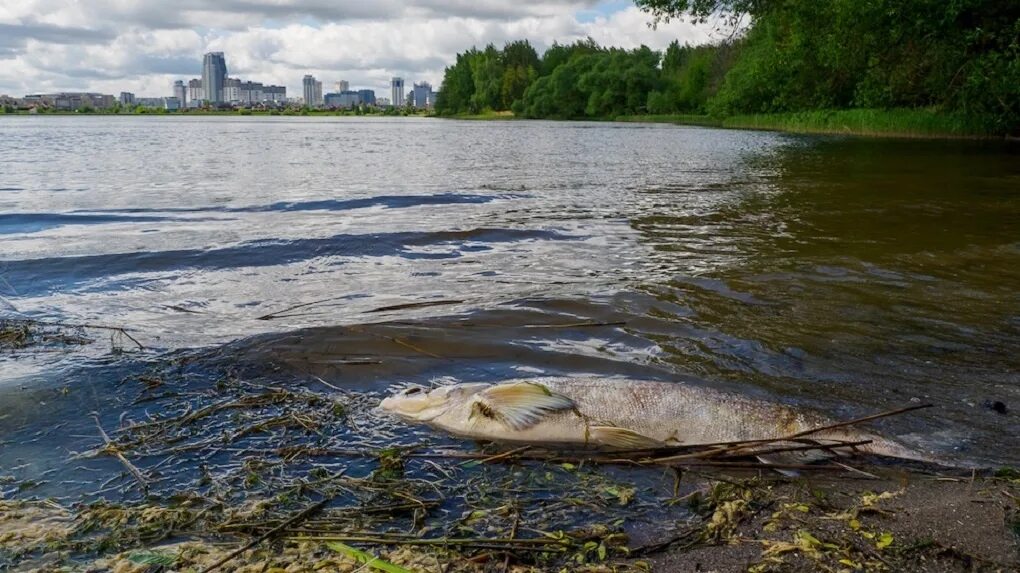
<box><xmin>471</xmin><ymin>382</ymin><xmax>575</xmax><ymax>430</ymax></box>
<box><xmin>590</xmin><ymin>426</ymin><xmax>662</xmax><ymax>449</ymax></box>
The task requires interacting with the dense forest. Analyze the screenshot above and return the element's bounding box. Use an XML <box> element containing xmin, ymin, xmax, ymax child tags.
<box><xmin>434</xmin><ymin>0</ymin><xmax>1019</xmax><ymax>134</ymax></box>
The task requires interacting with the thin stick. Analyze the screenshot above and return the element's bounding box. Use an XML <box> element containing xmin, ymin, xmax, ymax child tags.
<box><xmin>16</xmin><ymin>319</ymin><xmax>144</xmax><ymax>349</ymax></box>
<box><xmin>91</xmin><ymin>413</ymin><xmax>148</xmax><ymax>491</ymax></box>
<box><xmin>199</xmin><ymin>499</ymin><xmax>329</xmax><ymax>573</ymax></box>
<box><xmin>521</xmin><ymin>321</ymin><xmax>626</xmax><ymax>329</ymax></box>
<box><xmin>365</xmin><ymin>300</ymin><xmax>464</xmax><ymax>313</ymax></box>
<box><xmin>256</xmin><ymin>296</ymin><xmax>348</xmax><ymax>320</ymax></box>
<box><xmin>651</xmin><ymin>439</ymin><xmax>874</xmax><ymax>463</ymax></box>
<box><xmin>785</xmin><ymin>403</ymin><xmax>933</xmax><ymax>440</ymax></box>
<box><xmin>831</xmin><ymin>461</ymin><xmax>880</xmax><ymax>480</ymax></box>
<box><xmin>632</xmin><ymin>403</ymin><xmax>934</xmax><ymax>455</ymax></box>
<box><xmin>462</xmin><ymin>446</ymin><xmax>532</xmax><ymax>466</ymax></box>
<box><xmin>390</xmin><ymin>337</ymin><xmax>441</xmax><ymax>358</ymax></box>
<box><xmin>285</xmin><ymin>535</ymin><xmax>566</xmax><ymax>548</ymax></box>
<box><xmin>311</xmin><ymin>375</ymin><xmax>344</xmax><ymax>392</ymax></box>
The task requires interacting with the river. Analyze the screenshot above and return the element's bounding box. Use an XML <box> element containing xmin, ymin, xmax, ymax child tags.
<box><xmin>0</xmin><ymin>116</ymin><xmax>1018</xmax><ymax>501</ymax></box>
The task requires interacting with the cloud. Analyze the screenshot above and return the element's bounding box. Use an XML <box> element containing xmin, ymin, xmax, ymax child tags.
<box><xmin>0</xmin><ymin>1</ymin><xmax>718</xmax><ymax>97</ymax></box>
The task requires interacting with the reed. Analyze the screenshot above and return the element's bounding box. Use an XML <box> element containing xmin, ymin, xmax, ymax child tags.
<box><xmin>721</xmin><ymin>108</ymin><xmax>992</xmax><ymax>139</ymax></box>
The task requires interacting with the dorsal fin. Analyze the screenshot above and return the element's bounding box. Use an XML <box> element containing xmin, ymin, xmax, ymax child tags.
<box><xmin>470</xmin><ymin>382</ymin><xmax>575</xmax><ymax>430</ymax></box>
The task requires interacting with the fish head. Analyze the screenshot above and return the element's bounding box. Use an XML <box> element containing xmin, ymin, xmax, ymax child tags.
<box><xmin>380</xmin><ymin>383</ymin><xmax>490</xmax><ymax>422</ymax></box>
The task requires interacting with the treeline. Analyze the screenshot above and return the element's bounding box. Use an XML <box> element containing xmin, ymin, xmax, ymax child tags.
<box><xmin>435</xmin><ymin>39</ymin><xmax>724</xmax><ymax>119</ymax></box>
<box><xmin>435</xmin><ymin>0</ymin><xmax>1019</xmax><ymax>134</ymax></box>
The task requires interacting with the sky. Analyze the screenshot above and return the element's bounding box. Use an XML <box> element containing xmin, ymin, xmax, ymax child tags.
<box><xmin>0</xmin><ymin>1</ymin><xmax>724</xmax><ymax>98</ymax></box>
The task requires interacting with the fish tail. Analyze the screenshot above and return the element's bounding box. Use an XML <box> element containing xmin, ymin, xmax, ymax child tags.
<box><xmin>856</xmin><ymin>434</ymin><xmax>958</xmax><ymax>467</ymax></box>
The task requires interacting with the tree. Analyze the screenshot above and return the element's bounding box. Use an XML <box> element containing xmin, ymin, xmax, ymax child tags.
<box><xmin>634</xmin><ymin>0</ymin><xmax>763</xmax><ymax>23</ymax></box>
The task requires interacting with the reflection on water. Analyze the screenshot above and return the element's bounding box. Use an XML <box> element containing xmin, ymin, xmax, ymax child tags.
<box><xmin>0</xmin><ymin>117</ymin><xmax>1018</xmax><ymax>492</ymax></box>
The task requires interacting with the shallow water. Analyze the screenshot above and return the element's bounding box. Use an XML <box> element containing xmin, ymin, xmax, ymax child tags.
<box><xmin>1</xmin><ymin>116</ymin><xmax>1019</xmax><ymax>497</ymax></box>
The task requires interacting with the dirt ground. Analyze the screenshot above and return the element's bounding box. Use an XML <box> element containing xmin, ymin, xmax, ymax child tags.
<box><xmin>4</xmin><ymin>469</ymin><xmax>1018</xmax><ymax>573</ymax></box>
<box><xmin>634</xmin><ymin>472</ymin><xmax>1020</xmax><ymax>572</ymax></box>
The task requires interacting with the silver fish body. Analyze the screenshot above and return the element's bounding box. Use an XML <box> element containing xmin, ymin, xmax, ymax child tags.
<box><xmin>379</xmin><ymin>376</ymin><xmax>930</xmax><ymax>462</ymax></box>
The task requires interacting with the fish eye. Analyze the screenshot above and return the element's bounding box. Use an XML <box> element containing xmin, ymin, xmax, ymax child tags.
<box><xmin>404</xmin><ymin>388</ymin><xmax>422</xmax><ymax>395</ymax></box>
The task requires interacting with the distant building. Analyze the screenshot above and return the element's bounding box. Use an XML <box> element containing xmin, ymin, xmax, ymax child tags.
<box><xmin>262</xmin><ymin>85</ymin><xmax>286</xmax><ymax>103</ymax></box>
<box><xmin>119</xmin><ymin>92</ymin><xmax>135</xmax><ymax>106</ymax></box>
<box><xmin>25</xmin><ymin>92</ymin><xmax>115</xmax><ymax>110</ymax></box>
<box><xmin>391</xmin><ymin>77</ymin><xmax>404</xmax><ymax>108</ymax></box>
<box><xmin>187</xmin><ymin>79</ymin><xmax>203</xmax><ymax>105</ymax></box>
<box><xmin>201</xmin><ymin>52</ymin><xmax>227</xmax><ymax>103</ymax></box>
<box><xmin>357</xmin><ymin>89</ymin><xmax>376</xmax><ymax>106</ymax></box>
<box><xmin>173</xmin><ymin>80</ymin><xmax>185</xmax><ymax>105</ymax></box>
<box><xmin>411</xmin><ymin>81</ymin><xmax>434</xmax><ymax>108</ymax></box>
<box><xmin>136</xmin><ymin>97</ymin><xmax>164</xmax><ymax>108</ymax></box>
<box><xmin>334</xmin><ymin>80</ymin><xmax>349</xmax><ymax>93</ymax></box>
<box><xmin>162</xmin><ymin>97</ymin><xmax>181</xmax><ymax>111</ymax></box>
<box><xmin>324</xmin><ymin>91</ymin><xmax>360</xmax><ymax>108</ymax></box>
<box><xmin>302</xmin><ymin>75</ymin><xmax>323</xmax><ymax>107</ymax></box>
<box><xmin>223</xmin><ymin>77</ymin><xmax>241</xmax><ymax>103</ymax></box>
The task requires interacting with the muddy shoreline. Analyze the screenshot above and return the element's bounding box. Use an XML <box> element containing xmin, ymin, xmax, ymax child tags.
<box><xmin>2</xmin><ymin>318</ymin><xmax>1018</xmax><ymax>571</ymax></box>
<box><xmin>3</xmin><ymin>469</ymin><xmax>1018</xmax><ymax>572</ymax></box>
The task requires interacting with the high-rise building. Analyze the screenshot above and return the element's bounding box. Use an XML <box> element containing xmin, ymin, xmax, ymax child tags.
<box><xmin>357</xmin><ymin>89</ymin><xmax>376</xmax><ymax>106</ymax></box>
<box><xmin>391</xmin><ymin>77</ymin><xmax>404</xmax><ymax>108</ymax></box>
<box><xmin>187</xmin><ymin>79</ymin><xmax>203</xmax><ymax>106</ymax></box>
<box><xmin>223</xmin><ymin>77</ymin><xmax>241</xmax><ymax>103</ymax></box>
<box><xmin>201</xmin><ymin>52</ymin><xmax>227</xmax><ymax>103</ymax></box>
<box><xmin>412</xmin><ymin>81</ymin><xmax>434</xmax><ymax>109</ymax></box>
<box><xmin>334</xmin><ymin>80</ymin><xmax>349</xmax><ymax>93</ymax></box>
<box><xmin>173</xmin><ymin>80</ymin><xmax>186</xmax><ymax>105</ymax></box>
<box><xmin>302</xmin><ymin>75</ymin><xmax>322</xmax><ymax>107</ymax></box>
<box><xmin>119</xmin><ymin>92</ymin><xmax>135</xmax><ymax>106</ymax></box>
<box><xmin>262</xmin><ymin>85</ymin><xmax>286</xmax><ymax>103</ymax></box>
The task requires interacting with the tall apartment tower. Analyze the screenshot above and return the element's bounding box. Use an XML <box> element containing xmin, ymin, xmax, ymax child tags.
<box><xmin>201</xmin><ymin>52</ymin><xmax>227</xmax><ymax>103</ymax></box>
<box><xmin>334</xmin><ymin>80</ymin><xmax>349</xmax><ymax>93</ymax></box>
<box><xmin>173</xmin><ymin>80</ymin><xmax>186</xmax><ymax>105</ymax></box>
<box><xmin>412</xmin><ymin>81</ymin><xmax>433</xmax><ymax>108</ymax></box>
<box><xmin>391</xmin><ymin>77</ymin><xmax>404</xmax><ymax>108</ymax></box>
<box><xmin>303</xmin><ymin>75</ymin><xmax>322</xmax><ymax>107</ymax></box>
<box><xmin>187</xmin><ymin>79</ymin><xmax>203</xmax><ymax>104</ymax></box>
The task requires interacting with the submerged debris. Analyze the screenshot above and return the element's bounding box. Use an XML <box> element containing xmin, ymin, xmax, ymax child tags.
<box><xmin>0</xmin><ymin>318</ymin><xmax>93</xmax><ymax>351</ymax></box>
<box><xmin>2</xmin><ymin>352</ymin><xmax>1016</xmax><ymax>572</ymax></box>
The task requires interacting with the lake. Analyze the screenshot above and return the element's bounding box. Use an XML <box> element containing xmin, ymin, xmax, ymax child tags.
<box><xmin>1</xmin><ymin>116</ymin><xmax>1018</xmax><ymax>501</ymax></box>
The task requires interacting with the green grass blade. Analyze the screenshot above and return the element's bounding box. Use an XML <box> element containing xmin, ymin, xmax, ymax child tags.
<box><xmin>325</xmin><ymin>542</ymin><xmax>415</xmax><ymax>573</ymax></box>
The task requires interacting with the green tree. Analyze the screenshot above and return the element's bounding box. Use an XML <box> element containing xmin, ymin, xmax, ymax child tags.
<box><xmin>638</xmin><ymin>0</ymin><xmax>1020</xmax><ymax>132</ymax></box>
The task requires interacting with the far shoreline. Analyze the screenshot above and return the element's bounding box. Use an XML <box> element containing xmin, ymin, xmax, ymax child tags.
<box><xmin>442</xmin><ymin>108</ymin><xmax>1012</xmax><ymax>141</ymax></box>
<box><xmin>4</xmin><ymin>108</ymin><xmax>1014</xmax><ymax>141</ymax></box>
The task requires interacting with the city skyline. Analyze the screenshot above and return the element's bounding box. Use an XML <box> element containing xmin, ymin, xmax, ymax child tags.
<box><xmin>8</xmin><ymin>51</ymin><xmax>445</xmax><ymax>106</ymax></box>
<box><xmin>0</xmin><ymin>1</ymin><xmax>720</xmax><ymax>98</ymax></box>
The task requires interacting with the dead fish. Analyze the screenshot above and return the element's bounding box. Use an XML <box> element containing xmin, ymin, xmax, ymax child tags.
<box><xmin>379</xmin><ymin>377</ymin><xmax>936</xmax><ymax>464</ymax></box>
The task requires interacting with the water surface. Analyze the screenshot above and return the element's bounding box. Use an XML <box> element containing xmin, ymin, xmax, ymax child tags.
<box><xmin>1</xmin><ymin>116</ymin><xmax>1018</xmax><ymax>493</ymax></box>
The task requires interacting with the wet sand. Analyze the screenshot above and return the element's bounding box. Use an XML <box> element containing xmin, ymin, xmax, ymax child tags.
<box><xmin>4</xmin><ymin>471</ymin><xmax>1018</xmax><ymax>572</ymax></box>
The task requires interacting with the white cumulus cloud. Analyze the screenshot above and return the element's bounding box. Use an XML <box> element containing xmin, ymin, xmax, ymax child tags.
<box><xmin>0</xmin><ymin>1</ymin><xmax>723</xmax><ymax>97</ymax></box>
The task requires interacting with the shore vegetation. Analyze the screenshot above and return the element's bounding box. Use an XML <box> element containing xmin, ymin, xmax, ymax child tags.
<box><xmin>435</xmin><ymin>0</ymin><xmax>1020</xmax><ymax>137</ymax></box>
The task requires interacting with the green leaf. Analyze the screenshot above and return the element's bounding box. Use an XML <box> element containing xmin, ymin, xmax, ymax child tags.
<box><xmin>326</xmin><ymin>542</ymin><xmax>414</xmax><ymax>573</ymax></box>
<box><xmin>876</xmin><ymin>532</ymin><xmax>894</xmax><ymax>550</ymax></box>
<box><xmin>126</xmin><ymin>550</ymin><xmax>178</xmax><ymax>566</ymax></box>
